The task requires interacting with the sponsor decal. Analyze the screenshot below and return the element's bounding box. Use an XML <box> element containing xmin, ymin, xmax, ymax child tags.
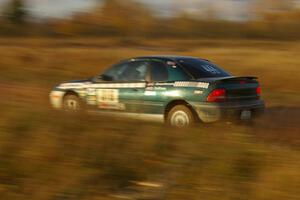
<box><xmin>98</xmin><ymin>102</ymin><xmax>125</xmax><ymax>110</ymax></box>
<box><xmin>58</xmin><ymin>81</ymin><xmax>209</xmax><ymax>90</ymax></box>
<box><xmin>155</xmin><ymin>83</ymin><xmax>174</xmax><ymax>86</ymax></box>
<box><xmin>194</xmin><ymin>90</ymin><xmax>204</xmax><ymax>95</ymax></box>
<box><xmin>203</xmin><ymin>65</ymin><xmax>221</xmax><ymax>74</ymax></box>
<box><xmin>59</xmin><ymin>82</ymin><xmax>91</xmax><ymax>89</ymax></box>
<box><xmin>164</xmin><ymin>90</ymin><xmax>181</xmax><ymax>97</ymax></box>
<box><xmin>144</xmin><ymin>91</ymin><xmax>157</xmax><ymax>96</ymax></box>
<box><xmin>155</xmin><ymin>87</ymin><xmax>167</xmax><ymax>91</ymax></box>
<box><xmin>87</xmin><ymin>88</ymin><xmax>96</xmax><ymax>95</ymax></box>
<box><xmin>174</xmin><ymin>81</ymin><xmax>209</xmax><ymax>89</ymax></box>
<box><xmin>96</xmin><ymin>89</ymin><xmax>125</xmax><ymax>110</ymax></box>
<box><xmin>196</xmin><ymin>82</ymin><xmax>210</xmax><ymax>89</ymax></box>
<box><xmin>97</xmin><ymin>89</ymin><xmax>119</xmax><ymax>103</ymax></box>
<box><xmin>87</xmin><ymin>101</ymin><xmax>97</xmax><ymax>106</ymax></box>
<box><xmin>86</xmin><ymin>88</ymin><xmax>97</xmax><ymax>105</ymax></box>
<box><xmin>91</xmin><ymin>83</ymin><xmax>146</xmax><ymax>89</ymax></box>
<box><xmin>77</xmin><ymin>90</ymin><xmax>87</xmax><ymax>97</ymax></box>
<box><xmin>58</xmin><ymin>82</ymin><xmax>146</xmax><ymax>89</ymax></box>
<box><xmin>87</xmin><ymin>96</ymin><xmax>97</xmax><ymax>101</ymax></box>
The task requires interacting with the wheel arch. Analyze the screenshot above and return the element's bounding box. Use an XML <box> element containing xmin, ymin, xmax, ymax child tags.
<box><xmin>62</xmin><ymin>90</ymin><xmax>86</xmax><ymax>111</ymax></box>
<box><xmin>164</xmin><ymin>99</ymin><xmax>200</xmax><ymax>122</ymax></box>
<box><xmin>63</xmin><ymin>90</ymin><xmax>80</xmax><ymax>99</ymax></box>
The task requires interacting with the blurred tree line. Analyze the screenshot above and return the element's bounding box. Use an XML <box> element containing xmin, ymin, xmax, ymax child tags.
<box><xmin>1</xmin><ymin>0</ymin><xmax>300</xmax><ymax>40</ymax></box>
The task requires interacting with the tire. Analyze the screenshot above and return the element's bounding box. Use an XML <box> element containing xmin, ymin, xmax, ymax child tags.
<box><xmin>166</xmin><ymin>105</ymin><xmax>195</xmax><ymax>127</ymax></box>
<box><xmin>63</xmin><ymin>94</ymin><xmax>82</xmax><ymax>112</ymax></box>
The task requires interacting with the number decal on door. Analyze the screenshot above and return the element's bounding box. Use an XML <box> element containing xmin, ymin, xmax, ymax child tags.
<box><xmin>96</xmin><ymin>89</ymin><xmax>125</xmax><ymax>110</ymax></box>
<box><xmin>97</xmin><ymin>89</ymin><xmax>119</xmax><ymax>103</ymax></box>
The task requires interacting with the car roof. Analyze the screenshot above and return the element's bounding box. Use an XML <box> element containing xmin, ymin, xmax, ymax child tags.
<box><xmin>130</xmin><ymin>55</ymin><xmax>209</xmax><ymax>62</ymax></box>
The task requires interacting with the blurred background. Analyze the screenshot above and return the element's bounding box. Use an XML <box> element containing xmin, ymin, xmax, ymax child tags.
<box><xmin>1</xmin><ymin>0</ymin><xmax>300</xmax><ymax>38</ymax></box>
<box><xmin>0</xmin><ymin>0</ymin><xmax>299</xmax><ymax>200</ymax></box>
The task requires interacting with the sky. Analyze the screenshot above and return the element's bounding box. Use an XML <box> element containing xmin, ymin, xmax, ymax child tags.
<box><xmin>0</xmin><ymin>0</ymin><xmax>299</xmax><ymax>21</ymax></box>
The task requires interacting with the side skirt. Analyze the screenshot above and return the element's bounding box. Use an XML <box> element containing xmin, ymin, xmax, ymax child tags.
<box><xmin>88</xmin><ymin>110</ymin><xmax>164</xmax><ymax>123</ymax></box>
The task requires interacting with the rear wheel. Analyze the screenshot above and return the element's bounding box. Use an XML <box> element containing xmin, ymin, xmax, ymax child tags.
<box><xmin>63</xmin><ymin>94</ymin><xmax>82</xmax><ymax>111</ymax></box>
<box><xmin>166</xmin><ymin>105</ymin><xmax>195</xmax><ymax>127</ymax></box>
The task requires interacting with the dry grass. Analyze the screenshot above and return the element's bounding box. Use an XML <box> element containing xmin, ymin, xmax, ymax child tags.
<box><xmin>0</xmin><ymin>37</ymin><xmax>299</xmax><ymax>200</ymax></box>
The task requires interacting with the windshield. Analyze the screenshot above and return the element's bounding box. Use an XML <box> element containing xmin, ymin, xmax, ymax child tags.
<box><xmin>177</xmin><ymin>58</ymin><xmax>231</xmax><ymax>79</ymax></box>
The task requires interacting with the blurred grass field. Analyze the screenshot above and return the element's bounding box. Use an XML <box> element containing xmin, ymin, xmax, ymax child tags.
<box><xmin>0</xmin><ymin>38</ymin><xmax>299</xmax><ymax>200</ymax></box>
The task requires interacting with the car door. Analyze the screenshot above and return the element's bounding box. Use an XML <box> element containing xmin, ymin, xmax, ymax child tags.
<box><xmin>88</xmin><ymin>60</ymin><xmax>149</xmax><ymax>113</ymax></box>
<box><xmin>142</xmin><ymin>60</ymin><xmax>192</xmax><ymax>114</ymax></box>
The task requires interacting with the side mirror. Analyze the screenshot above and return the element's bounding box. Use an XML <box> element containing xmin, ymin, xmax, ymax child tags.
<box><xmin>101</xmin><ymin>74</ymin><xmax>113</xmax><ymax>81</ymax></box>
<box><xmin>93</xmin><ymin>74</ymin><xmax>113</xmax><ymax>82</ymax></box>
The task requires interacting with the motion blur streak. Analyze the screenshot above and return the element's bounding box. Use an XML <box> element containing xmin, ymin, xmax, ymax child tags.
<box><xmin>0</xmin><ymin>0</ymin><xmax>300</xmax><ymax>199</ymax></box>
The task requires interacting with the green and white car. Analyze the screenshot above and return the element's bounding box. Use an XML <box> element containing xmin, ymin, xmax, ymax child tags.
<box><xmin>50</xmin><ymin>56</ymin><xmax>265</xmax><ymax>127</ymax></box>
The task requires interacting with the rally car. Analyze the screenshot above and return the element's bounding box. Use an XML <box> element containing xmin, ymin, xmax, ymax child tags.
<box><xmin>50</xmin><ymin>56</ymin><xmax>265</xmax><ymax>127</ymax></box>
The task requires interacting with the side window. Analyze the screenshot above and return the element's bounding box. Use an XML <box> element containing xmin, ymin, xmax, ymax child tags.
<box><xmin>103</xmin><ymin>61</ymin><xmax>148</xmax><ymax>81</ymax></box>
<box><xmin>150</xmin><ymin>61</ymin><xmax>168</xmax><ymax>82</ymax></box>
<box><xmin>120</xmin><ymin>61</ymin><xmax>148</xmax><ymax>81</ymax></box>
<box><xmin>166</xmin><ymin>63</ymin><xmax>191</xmax><ymax>81</ymax></box>
<box><xmin>103</xmin><ymin>62</ymin><xmax>129</xmax><ymax>81</ymax></box>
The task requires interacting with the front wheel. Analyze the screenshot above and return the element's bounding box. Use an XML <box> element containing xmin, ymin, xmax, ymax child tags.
<box><xmin>166</xmin><ymin>105</ymin><xmax>195</xmax><ymax>127</ymax></box>
<box><xmin>63</xmin><ymin>94</ymin><xmax>82</xmax><ymax>112</ymax></box>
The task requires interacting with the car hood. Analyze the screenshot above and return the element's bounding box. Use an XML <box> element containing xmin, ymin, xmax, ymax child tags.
<box><xmin>56</xmin><ymin>79</ymin><xmax>93</xmax><ymax>89</ymax></box>
<box><xmin>64</xmin><ymin>79</ymin><xmax>92</xmax><ymax>84</ymax></box>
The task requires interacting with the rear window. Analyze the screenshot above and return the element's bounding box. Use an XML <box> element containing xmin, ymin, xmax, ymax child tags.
<box><xmin>178</xmin><ymin>58</ymin><xmax>231</xmax><ymax>79</ymax></box>
<box><xmin>166</xmin><ymin>61</ymin><xmax>191</xmax><ymax>81</ymax></box>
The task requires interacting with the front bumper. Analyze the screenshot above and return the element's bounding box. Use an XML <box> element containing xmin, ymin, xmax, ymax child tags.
<box><xmin>193</xmin><ymin>99</ymin><xmax>265</xmax><ymax>123</ymax></box>
<box><xmin>49</xmin><ymin>90</ymin><xmax>66</xmax><ymax>109</ymax></box>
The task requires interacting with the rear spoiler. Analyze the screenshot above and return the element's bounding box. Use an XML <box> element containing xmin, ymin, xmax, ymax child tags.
<box><xmin>223</xmin><ymin>76</ymin><xmax>257</xmax><ymax>80</ymax></box>
<box><xmin>213</xmin><ymin>76</ymin><xmax>258</xmax><ymax>83</ymax></box>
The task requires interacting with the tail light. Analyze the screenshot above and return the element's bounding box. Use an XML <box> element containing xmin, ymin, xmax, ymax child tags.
<box><xmin>207</xmin><ymin>89</ymin><xmax>226</xmax><ymax>102</ymax></box>
<box><xmin>256</xmin><ymin>86</ymin><xmax>262</xmax><ymax>96</ymax></box>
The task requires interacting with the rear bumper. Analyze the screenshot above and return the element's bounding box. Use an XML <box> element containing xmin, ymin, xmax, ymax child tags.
<box><xmin>193</xmin><ymin>100</ymin><xmax>265</xmax><ymax>123</ymax></box>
